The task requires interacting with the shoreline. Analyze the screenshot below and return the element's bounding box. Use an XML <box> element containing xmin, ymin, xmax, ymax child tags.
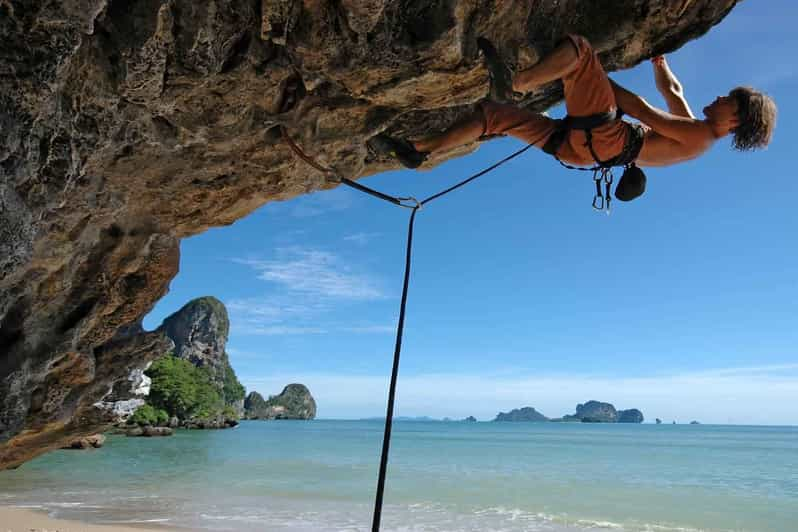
<box><xmin>0</xmin><ymin>506</ymin><xmax>177</xmax><ymax>532</ymax></box>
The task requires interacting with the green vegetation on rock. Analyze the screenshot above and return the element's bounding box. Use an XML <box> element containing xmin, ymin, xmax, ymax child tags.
<box><xmin>128</xmin><ymin>404</ymin><xmax>169</xmax><ymax>426</ymax></box>
<box><xmin>222</xmin><ymin>355</ymin><xmax>245</xmax><ymax>404</ymax></box>
<box><xmin>146</xmin><ymin>356</ymin><xmax>223</xmax><ymax>420</ymax></box>
<box><xmin>127</xmin><ymin>296</ymin><xmax>247</xmax><ymax>429</ymax></box>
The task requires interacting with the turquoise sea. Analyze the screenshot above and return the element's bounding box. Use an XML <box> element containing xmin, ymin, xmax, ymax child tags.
<box><xmin>1</xmin><ymin>421</ymin><xmax>796</xmax><ymax>531</ymax></box>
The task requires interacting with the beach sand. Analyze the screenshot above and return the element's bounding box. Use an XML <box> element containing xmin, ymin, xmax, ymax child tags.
<box><xmin>0</xmin><ymin>506</ymin><xmax>175</xmax><ymax>532</ymax></box>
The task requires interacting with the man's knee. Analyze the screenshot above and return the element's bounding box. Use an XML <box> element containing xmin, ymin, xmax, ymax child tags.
<box><xmin>478</xmin><ymin>101</ymin><xmax>521</xmax><ymax>137</ymax></box>
<box><xmin>562</xmin><ymin>34</ymin><xmax>591</xmax><ymax>60</ymax></box>
<box><xmin>476</xmin><ymin>102</ymin><xmax>489</xmax><ymax>137</ymax></box>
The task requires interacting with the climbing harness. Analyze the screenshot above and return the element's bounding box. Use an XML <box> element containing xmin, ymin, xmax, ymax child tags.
<box><xmin>542</xmin><ymin>108</ymin><xmax>647</xmax><ymax>213</ymax></box>
<box><xmin>281</xmin><ymin>126</ymin><xmax>534</xmax><ymax>532</ymax></box>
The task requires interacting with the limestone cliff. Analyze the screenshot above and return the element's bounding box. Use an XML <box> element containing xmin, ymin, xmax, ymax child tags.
<box><xmin>244</xmin><ymin>384</ymin><xmax>316</xmax><ymax>420</ymax></box>
<box><xmin>159</xmin><ymin>296</ymin><xmax>245</xmax><ymax>417</ymax></box>
<box><xmin>126</xmin><ymin>296</ymin><xmax>244</xmax><ymax>429</ymax></box>
<box><xmin>1</xmin><ymin>0</ymin><xmax>739</xmax><ymax>468</ymax></box>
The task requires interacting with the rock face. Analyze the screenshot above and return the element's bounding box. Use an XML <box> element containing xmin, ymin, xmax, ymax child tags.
<box><xmin>464</xmin><ymin>416</ymin><xmax>477</xmax><ymax>423</ymax></box>
<box><xmin>0</xmin><ymin>0</ymin><xmax>740</xmax><ymax>469</ymax></box>
<box><xmin>125</xmin><ymin>297</ymin><xmax>245</xmax><ymax>429</ymax></box>
<box><xmin>124</xmin><ymin>426</ymin><xmax>173</xmax><ymax>437</ymax></box>
<box><xmin>243</xmin><ymin>391</ymin><xmax>268</xmax><ymax>417</ymax></box>
<box><xmin>61</xmin><ymin>434</ymin><xmax>106</xmax><ymax>449</ymax></box>
<box><xmin>245</xmin><ymin>385</ymin><xmax>316</xmax><ymax>420</ymax></box>
<box><xmin>618</xmin><ymin>409</ymin><xmax>644</xmax><ymax>423</ymax></box>
<box><xmin>494</xmin><ymin>407</ymin><xmax>548</xmax><ymax>422</ymax></box>
<box><xmin>159</xmin><ymin>297</ymin><xmax>245</xmax><ymax>418</ymax></box>
<box><xmin>560</xmin><ymin>401</ymin><xmax>644</xmax><ymax>423</ymax></box>
<box><xmin>570</xmin><ymin>400</ymin><xmax>618</xmax><ymax>423</ymax></box>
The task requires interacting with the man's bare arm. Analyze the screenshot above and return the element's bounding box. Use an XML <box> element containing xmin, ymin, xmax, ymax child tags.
<box><xmin>651</xmin><ymin>56</ymin><xmax>694</xmax><ymax>118</ymax></box>
<box><xmin>610</xmin><ymin>79</ymin><xmax>709</xmax><ymax>146</ymax></box>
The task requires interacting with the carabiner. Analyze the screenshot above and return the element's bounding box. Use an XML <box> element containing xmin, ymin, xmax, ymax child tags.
<box><xmin>398</xmin><ymin>196</ymin><xmax>422</xmax><ymax>210</ymax></box>
<box><xmin>592</xmin><ymin>175</ymin><xmax>604</xmax><ymax>210</ymax></box>
<box><xmin>592</xmin><ymin>193</ymin><xmax>605</xmax><ymax>211</ymax></box>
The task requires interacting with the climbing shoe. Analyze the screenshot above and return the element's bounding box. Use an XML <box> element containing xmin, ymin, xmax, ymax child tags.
<box><xmin>367</xmin><ymin>134</ymin><xmax>428</xmax><ymax>169</ymax></box>
<box><xmin>614</xmin><ymin>164</ymin><xmax>647</xmax><ymax>201</ymax></box>
<box><xmin>477</xmin><ymin>37</ymin><xmax>514</xmax><ymax>104</ymax></box>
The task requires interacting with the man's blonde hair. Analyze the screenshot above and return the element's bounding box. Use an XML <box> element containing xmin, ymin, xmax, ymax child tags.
<box><xmin>730</xmin><ymin>87</ymin><xmax>777</xmax><ymax>151</ymax></box>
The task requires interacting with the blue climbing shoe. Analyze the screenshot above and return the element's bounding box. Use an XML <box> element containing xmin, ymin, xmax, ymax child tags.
<box><xmin>368</xmin><ymin>134</ymin><xmax>428</xmax><ymax>169</ymax></box>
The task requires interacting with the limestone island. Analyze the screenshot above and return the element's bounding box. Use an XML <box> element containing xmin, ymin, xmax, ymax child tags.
<box><xmin>494</xmin><ymin>401</ymin><xmax>644</xmax><ymax>423</ymax></box>
<box><xmin>244</xmin><ymin>384</ymin><xmax>317</xmax><ymax>420</ymax></box>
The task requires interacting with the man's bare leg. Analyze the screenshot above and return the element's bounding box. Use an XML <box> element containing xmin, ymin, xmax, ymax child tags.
<box><xmin>369</xmin><ymin>39</ymin><xmax>580</xmax><ymax>167</ymax></box>
<box><xmin>512</xmin><ymin>39</ymin><xmax>580</xmax><ymax>94</ymax></box>
<box><xmin>414</xmin><ymin>39</ymin><xmax>580</xmax><ymax>154</ymax></box>
<box><xmin>412</xmin><ymin>113</ymin><xmax>485</xmax><ymax>154</ymax></box>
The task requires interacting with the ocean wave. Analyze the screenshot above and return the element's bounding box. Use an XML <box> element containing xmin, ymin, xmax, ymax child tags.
<box><xmin>455</xmin><ymin>505</ymin><xmax>706</xmax><ymax>532</ymax></box>
<box><xmin>103</xmin><ymin>518</ymin><xmax>172</xmax><ymax>524</ymax></box>
<box><xmin>43</xmin><ymin>502</ymin><xmax>87</xmax><ymax>507</ymax></box>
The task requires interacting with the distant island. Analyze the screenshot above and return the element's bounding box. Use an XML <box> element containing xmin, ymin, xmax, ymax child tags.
<box><xmin>244</xmin><ymin>384</ymin><xmax>316</xmax><ymax>420</ymax></box>
<box><xmin>494</xmin><ymin>400</ymin><xmax>644</xmax><ymax>423</ymax></box>
<box><xmin>495</xmin><ymin>407</ymin><xmax>548</xmax><ymax>422</ymax></box>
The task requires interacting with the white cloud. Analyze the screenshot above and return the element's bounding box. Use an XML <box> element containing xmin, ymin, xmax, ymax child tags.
<box><xmin>227</xmin><ymin>248</ymin><xmax>390</xmax><ymax>336</ymax></box>
<box><xmin>341</xmin><ymin>324</ymin><xmax>396</xmax><ymax>334</ymax></box>
<box><xmin>226</xmin><ymin>347</ymin><xmax>276</xmax><ymax>360</ymax></box>
<box><xmin>234</xmin><ymin>248</ymin><xmax>384</xmax><ymax>300</ymax></box>
<box><xmin>343</xmin><ymin>232</ymin><xmax>382</xmax><ymax>245</ymax></box>
<box><xmin>241</xmin><ymin>364</ymin><xmax>798</xmax><ymax>425</ymax></box>
<box><xmin>226</xmin><ymin>296</ymin><xmax>330</xmax><ymax>335</ymax></box>
<box><xmin>287</xmin><ymin>189</ymin><xmax>354</xmax><ymax>218</ymax></box>
<box><xmin>236</xmin><ymin>325</ymin><xmax>328</xmax><ymax>335</ymax></box>
<box><xmin>227</xmin><ymin>298</ymin><xmax>328</xmax><ymax>321</ymax></box>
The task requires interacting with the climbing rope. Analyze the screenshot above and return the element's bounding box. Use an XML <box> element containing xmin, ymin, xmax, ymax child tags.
<box><xmin>281</xmin><ymin>126</ymin><xmax>534</xmax><ymax>531</ymax></box>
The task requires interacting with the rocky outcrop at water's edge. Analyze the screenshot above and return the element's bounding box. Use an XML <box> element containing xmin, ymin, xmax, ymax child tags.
<box><xmin>61</xmin><ymin>434</ymin><xmax>106</xmax><ymax>449</ymax></box>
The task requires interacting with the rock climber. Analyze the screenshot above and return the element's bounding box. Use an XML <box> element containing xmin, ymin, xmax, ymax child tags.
<box><xmin>368</xmin><ymin>35</ymin><xmax>776</xmax><ymax>203</ymax></box>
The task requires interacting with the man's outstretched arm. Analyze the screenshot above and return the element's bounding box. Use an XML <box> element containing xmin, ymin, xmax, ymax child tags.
<box><xmin>610</xmin><ymin>79</ymin><xmax>709</xmax><ymax>147</ymax></box>
<box><xmin>651</xmin><ymin>56</ymin><xmax>694</xmax><ymax>118</ymax></box>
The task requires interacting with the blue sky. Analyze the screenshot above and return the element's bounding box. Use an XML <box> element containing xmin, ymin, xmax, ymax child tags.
<box><xmin>144</xmin><ymin>2</ymin><xmax>798</xmax><ymax>425</ymax></box>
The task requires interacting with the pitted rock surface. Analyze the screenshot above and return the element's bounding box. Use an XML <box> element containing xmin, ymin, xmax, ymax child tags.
<box><xmin>1</xmin><ymin>0</ymin><xmax>739</xmax><ymax>468</ymax></box>
<box><xmin>161</xmin><ymin>297</ymin><xmax>229</xmax><ymax>380</ymax></box>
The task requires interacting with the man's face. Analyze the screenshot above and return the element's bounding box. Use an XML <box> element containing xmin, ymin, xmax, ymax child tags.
<box><xmin>703</xmin><ymin>92</ymin><xmax>740</xmax><ymax>128</ymax></box>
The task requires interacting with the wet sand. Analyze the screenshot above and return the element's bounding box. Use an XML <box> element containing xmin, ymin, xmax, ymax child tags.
<box><xmin>0</xmin><ymin>506</ymin><xmax>176</xmax><ymax>532</ymax></box>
